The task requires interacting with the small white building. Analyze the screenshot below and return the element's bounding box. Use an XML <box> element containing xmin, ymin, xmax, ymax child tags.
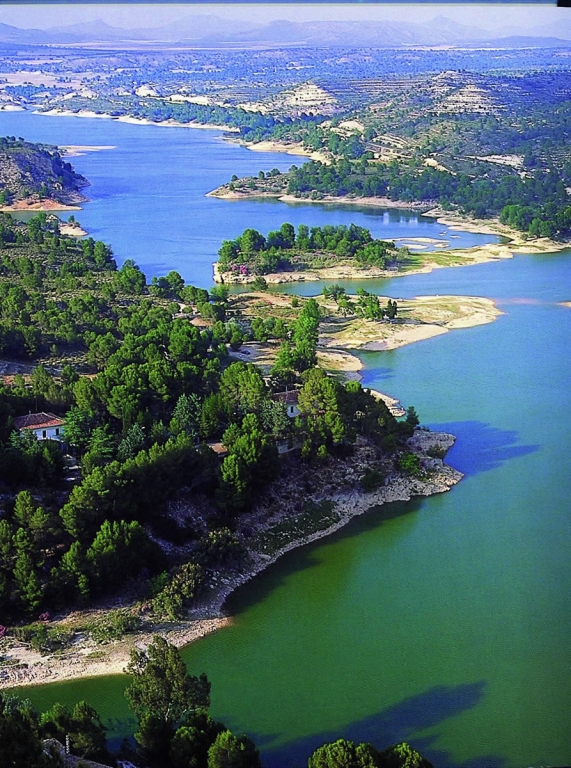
<box><xmin>13</xmin><ymin>412</ymin><xmax>65</xmax><ymax>441</ymax></box>
<box><xmin>272</xmin><ymin>391</ymin><xmax>300</xmax><ymax>418</ymax></box>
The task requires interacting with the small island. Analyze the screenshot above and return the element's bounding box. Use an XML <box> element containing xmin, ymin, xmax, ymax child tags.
<box><xmin>213</xmin><ymin>221</ymin><xmax>535</xmax><ymax>286</ymax></box>
<box><xmin>215</xmin><ymin>222</ymin><xmax>410</xmax><ymax>284</ymax></box>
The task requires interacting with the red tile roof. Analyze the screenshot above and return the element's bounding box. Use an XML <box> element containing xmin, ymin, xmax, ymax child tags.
<box><xmin>272</xmin><ymin>391</ymin><xmax>299</xmax><ymax>406</ymax></box>
<box><xmin>13</xmin><ymin>412</ymin><xmax>65</xmax><ymax>430</ymax></box>
<box><xmin>206</xmin><ymin>441</ymin><xmax>229</xmax><ymax>456</ymax></box>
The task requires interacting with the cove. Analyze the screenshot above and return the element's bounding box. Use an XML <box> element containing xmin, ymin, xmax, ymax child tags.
<box><xmin>3</xmin><ymin>111</ymin><xmax>571</xmax><ymax>768</ymax></box>
<box><xmin>174</xmin><ymin>264</ymin><xmax>571</xmax><ymax>768</ymax></box>
<box><xmin>16</xmin><ymin>251</ymin><xmax>571</xmax><ymax>768</ymax></box>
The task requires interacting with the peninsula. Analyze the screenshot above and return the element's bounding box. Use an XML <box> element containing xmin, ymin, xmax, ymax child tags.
<box><xmin>0</xmin><ymin>136</ymin><xmax>89</xmax><ymax>211</ymax></box>
<box><xmin>212</xmin><ymin>220</ymin><xmax>564</xmax><ymax>288</ymax></box>
<box><xmin>0</xmin><ymin>210</ymin><xmax>488</xmax><ymax>691</ymax></box>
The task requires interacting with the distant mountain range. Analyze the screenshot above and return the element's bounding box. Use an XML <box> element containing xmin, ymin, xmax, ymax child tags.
<box><xmin>0</xmin><ymin>14</ymin><xmax>570</xmax><ymax>48</ymax></box>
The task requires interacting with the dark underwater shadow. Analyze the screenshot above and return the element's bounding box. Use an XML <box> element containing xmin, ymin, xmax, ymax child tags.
<box><xmin>253</xmin><ymin>681</ymin><xmax>507</xmax><ymax>768</ymax></box>
<box><xmin>429</xmin><ymin>421</ymin><xmax>539</xmax><ymax>477</ymax></box>
<box><xmin>358</xmin><ymin>362</ymin><xmax>398</xmax><ymax>381</ymax></box>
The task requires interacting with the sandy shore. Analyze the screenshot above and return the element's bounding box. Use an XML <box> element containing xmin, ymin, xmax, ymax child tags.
<box><xmin>0</xmin><ymin>199</ymin><xmax>82</xmax><ymax>212</ymax></box>
<box><xmin>60</xmin><ymin>145</ymin><xmax>116</xmax><ymax>158</ymax></box>
<box><xmin>38</xmin><ymin>109</ymin><xmax>115</xmax><ymax>120</ymax></box>
<box><xmin>278</xmin><ymin>193</ymin><xmax>429</xmax><ymax>209</ymax></box>
<box><xmin>236</xmin><ymin>140</ymin><xmax>330</xmax><ymax>165</ymax></box>
<box><xmin>208</xmin><ymin>191</ymin><xmax>423</xmax><ymax>209</ymax></box>
<box><xmin>116</xmin><ymin>116</ymin><xmax>240</xmax><ymax>132</ymax></box>
<box><xmin>424</xmin><ymin>208</ymin><xmax>569</xmax><ymax>254</ymax></box>
<box><xmin>318</xmin><ymin>295</ymin><xmax>502</xmax><ymax>356</ymax></box>
<box><xmin>59</xmin><ymin>222</ymin><xmax>88</xmax><ymax>237</ymax></box>
<box><xmin>38</xmin><ymin>109</ymin><xmax>240</xmax><ymax>133</ymax></box>
<box><xmin>0</xmin><ymin>429</ymin><xmax>461</xmax><ymax>690</ymax></box>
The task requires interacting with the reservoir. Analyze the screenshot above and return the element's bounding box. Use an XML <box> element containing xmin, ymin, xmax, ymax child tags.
<box><xmin>2</xmin><ymin>110</ymin><xmax>570</xmax><ymax>768</ymax></box>
<box><xmin>0</xmin><ymin>110</ymin><xmax>495</xmax><ymax>287</ymax></box>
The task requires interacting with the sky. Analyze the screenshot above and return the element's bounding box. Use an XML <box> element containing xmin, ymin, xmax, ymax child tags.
<box><xmin>0</xmin><ymin>3</ymin><xmax>564</xmax><ymax>32</ymax></box>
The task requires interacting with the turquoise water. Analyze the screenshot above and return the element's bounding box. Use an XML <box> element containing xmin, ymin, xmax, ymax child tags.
<box><xmin>3</xmin><ymin>111</ymin><xmax>571</xmax><ymax>768</ymax></box>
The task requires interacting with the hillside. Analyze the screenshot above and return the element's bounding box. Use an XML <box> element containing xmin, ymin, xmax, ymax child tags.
<box><xmin>0</xmin><ymin>137</ymin><xmax>89</xmax><ymax>208</ymax></box>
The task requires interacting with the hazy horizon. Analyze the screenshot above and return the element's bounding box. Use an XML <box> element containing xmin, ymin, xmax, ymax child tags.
<box><xmin>0</xmin><ymin>3</ymin><xmax>565</xmax><ymax>34</ymax></box>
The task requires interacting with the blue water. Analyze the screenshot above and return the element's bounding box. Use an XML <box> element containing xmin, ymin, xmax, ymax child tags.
<box><xmin>0</xmin><ymin>110</ymin><xmax>497</xmax><ymax>287</ymax></box>
<box><xmin>4</xmin><ymin>110</ymin><xmax>571</xmax><ymax>768</ymax></box>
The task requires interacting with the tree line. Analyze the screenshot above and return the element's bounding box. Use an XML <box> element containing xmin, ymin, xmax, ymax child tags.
<box><xmin>284</xmin><ymin>157</ymin><xmax>571</xmax><ymax>238</ymax></box>
<box><xmin>0</xmin><ymin>213</ymin><xmax>418</xmax><ymax>621</ymax></box>
<box><xmin>217</xmin><ymin>222</ymin><xmax>399</xmax><ymax>276</ymax></box>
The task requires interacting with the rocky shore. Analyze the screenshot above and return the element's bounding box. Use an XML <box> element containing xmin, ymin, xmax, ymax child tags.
<box><xmin>0</xmin><ymin>428</ymin><xmax>461</xmax><ymax>690</ymax></box>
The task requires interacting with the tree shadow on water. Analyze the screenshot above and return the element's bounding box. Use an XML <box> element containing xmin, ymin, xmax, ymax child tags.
<box><xmin>430</xmin><ymin>421</ymin><xmax>539</xmax><ymax>477</ymax></box>
<box><xmin>254</xmin><ymin>681</ymin><xmax>507</xmax><ymax>768</ymax></box>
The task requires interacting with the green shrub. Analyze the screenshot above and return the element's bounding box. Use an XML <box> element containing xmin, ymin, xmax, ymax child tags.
<box><xmin>252</xmin><ymin>276</ymin><xmax>268</xmax><ymax>291</ymax></box>
<box><xmin>361</xmin><ymin>468</ymin><xmax>385</xmax><ymax>492</ymax></box>
<box><xmin>152</xmin><ymin>562</ymin><xmax>204</xmax><ymax>620</ymax></box>
<box><xmin>87</xmin><ymin>610</ymin><xmax>141</xmax><ymax>644</ymax></box>
<box><xmin>12</xmin><ymin>623</ymin><xmax>73</xmax><ymax>653</ymax></box>
<box><xmin>397</xmin><ymin>452</ymin><xmax>421</xmax><ymax>476</ymax></box>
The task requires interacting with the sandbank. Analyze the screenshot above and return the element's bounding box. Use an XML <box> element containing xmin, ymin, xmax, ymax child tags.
<box><xmin>318</xmin><ymin>295</ymin><xmax>502</xmax><ymax>354</ymax></box>
<box><xmin>59</xmin><ymin>221</ymin><xmax>88</xmax><ymax>237</ymax></box>
<box><xmin>60</xmin><ymin>145</ymin><xmax>116</xmax><ymax>157</ymax></box>
<box><xmin>0</xmin><ymin>200</ymin><xmax>82</xmax><ymax>212</ymax></box>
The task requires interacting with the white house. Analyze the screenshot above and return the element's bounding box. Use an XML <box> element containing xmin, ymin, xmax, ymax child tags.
<box><xmin>272</xmin><ymin>391</ymin><xmax>300</xmax><ymax>418</ymax></box>
<box><xmin>13</xmin><ymin>412</ymin><xmax>65</xmax><ymax>441</ymax></box>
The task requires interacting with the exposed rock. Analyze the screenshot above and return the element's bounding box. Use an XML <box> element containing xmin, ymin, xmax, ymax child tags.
<box><xmin>0</xmin><ymin>137</ymin><xmax>89</xmax><ymax>206</ymax></box>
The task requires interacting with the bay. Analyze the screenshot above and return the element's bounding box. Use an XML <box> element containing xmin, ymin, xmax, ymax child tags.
<box><xmin>0</xmin><ymin>110</ymin><xmax>496</xmax><ymax>287</ymax></box>
<box><xmin>3</xmin><ymin>111</ymin><xmax>570</xmax><ymax>768</ymax></box>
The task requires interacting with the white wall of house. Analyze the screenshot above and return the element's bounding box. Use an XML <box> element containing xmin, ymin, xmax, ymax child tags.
<box><xmin>27</xmin><ymin>425</ymin><xmax>63</xmax><ymax>441</ymax></box>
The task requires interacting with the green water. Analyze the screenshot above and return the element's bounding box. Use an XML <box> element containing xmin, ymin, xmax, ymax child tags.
<box><xmin>3</xmin><ymin>110</ymin><xmax>570</xmax><ymax>767</ymax></box>
<box><xmin>18</xmin><ymin>254</ymin><xmax>571</xmax><ymax>768</ymax></box>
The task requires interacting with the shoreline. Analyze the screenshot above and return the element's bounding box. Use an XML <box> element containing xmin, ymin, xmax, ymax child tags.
<box><xmin>318</xmin><ymin>295</ymin><xmax>502</xmax><ymax>356</ymax></box>
<box><xmin>36</xmin><ymin>108</ymin><xmax>240</xmax><ymax>133</ymax></box>
<box><xmin>214</xmin><ymin>232</ymin><xmax>567</xmax><ymax>286</ymax></box>
<box><xmin>0</xmin><ymin>199</ymin><xmax>83</xmax><ymax>212</ymax></box>
<box><xmin>30</xmin><ymin>108</ymin><xmax>569</xmax><ymax>258</ymax></box>
<box><xmin>230</xmin><ymin>138</ymin><xmax>331</xmax><ymax>165</ymax></box>
<box><xmin>213</xmin><ymin>245</ymin><xmax>515</xmax><ymax>285</ymax></box>
<box><xmin>1</xmin><ymin>429</ymin><xmax>461</xmax><ymax>691</ymax></box>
